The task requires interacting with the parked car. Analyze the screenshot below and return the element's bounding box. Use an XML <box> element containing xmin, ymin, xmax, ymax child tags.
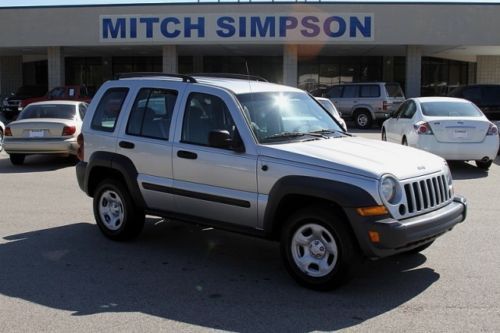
<box><xmin>19</xmin><ymin>85</ymin><xmax>93</xmax><ymax>110</ymax></box>
<box><xmin>448</xmin><ymin>84</ymin><xmax>500</xmax><ymax>121</ymax></box>
<box><xmin>3</xmin><ymin>100</ymin><xmax>88</xmax><ymax>165</ymax></box>
<box><xmin>2</xmin><ymin>85</ymin><xmax>47</xmax><ymax>119</ymax></box>
<box><xmin>0</xmin><ymin>118</ymin><xmax>5</xmax><ymax>152</ymax></box>
<box><xmin>75</xmin><ymin>73</ymin><xmax>466</xmax><ymax>290</ymax></box>
<box><xmin>323</xmin><ymin>82</ymin><xmax>405</xmax><ymax>129</ymax></box>
<box><xmin>381</xmin><ymin>97</ymin><xmax>499</xmax><ymax>170</ymax></box>
<box><xmin>315</xmin><ymin>97</ymin><xmax>347</xmax><ymax>131</ymax></box>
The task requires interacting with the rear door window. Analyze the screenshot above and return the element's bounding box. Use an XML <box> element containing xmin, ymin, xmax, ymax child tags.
<box><xmin>342</xmin><ymin>86</ymin><xmax>358</xmax><ymax>98</ymax></box>
<box><xmin>326</xmin><ymin>86</ymin><xmax>342</xmax><ymax>98</ymax></box>
<box><xmin>90</xmin><ymin>88</ymin><xmax>129</xmax><ymax>132</ymax></box>
<box><xmin>360</xmin><ymin>85</ymin><xmax>380</xmax><ymax>98</ymax></box>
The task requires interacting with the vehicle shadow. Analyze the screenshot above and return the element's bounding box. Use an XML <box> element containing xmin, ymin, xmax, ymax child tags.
<box><xmin>0</xmin><ymin>154</ymin><xmax>76</xmax><ymax>173</ymax></box>
<box><xmin>0</xmin><ymin>219</ymin><xmax>438</xmax><ymax>332</ymax></box>
<box><xmin>448</xmin><ymin>160</ymin><xmax>490</xmax><ymax>180</ymax></box>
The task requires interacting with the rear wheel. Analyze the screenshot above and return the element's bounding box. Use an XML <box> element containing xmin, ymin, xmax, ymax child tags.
<box><xmin>93</xmin><ymin>179</ymin><xmax>145</xmax><ymax>241</ymax></box>
<box><xmin>0</xmin><ymin>128</ymin><xmax>4</xmax><ymax>152</ymax></box>
<box><xmin>475</xmin><ymin>159</ymin><xmax>492</xmax><ymax>170</ymax></box>
<box><xmin>280</xmin><ymin>206</ymin><xmax>358</xmax><ymax>290</ymax></box>
<box><xmin>354</xmin><ymin>110</ymin><xmax>372</xmax><ymax>129</ymax></box>
<box><xmin>381</xmin><ymin>128</ymin><xmax>387</xmax><ymax>141</ymax></box>
<box><xmin>10</xmin><ymin>153</ymin><xmax>25</xmax><ymax>165</ymax></box>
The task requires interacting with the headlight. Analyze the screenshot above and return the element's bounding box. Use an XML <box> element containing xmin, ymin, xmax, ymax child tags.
<box><xmin>379</xmin><ymin>175</ymin><xmax>401</xmax><ymax>204</ymax></box>
<box><xmin>444</xmin><ymin>162</ymin><xmax>453</xmax><ymax>186</ymax></box>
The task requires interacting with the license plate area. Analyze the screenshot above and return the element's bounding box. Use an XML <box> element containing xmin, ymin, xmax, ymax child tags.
<box><xmin>452</xmin><ymin>129</ymin><xmax>468</xmax><ymax>139</ymax></box>
<box><xmin>29</xmin><ymin>130</ymin><xmax>45</xmax><ymax>138</ymax></box>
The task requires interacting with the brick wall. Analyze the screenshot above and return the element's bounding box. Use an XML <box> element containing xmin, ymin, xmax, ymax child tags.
<box><xmin>477</xmin><ymin>56</ymin><xmax>500</xmax><ymax>84</ymax></box>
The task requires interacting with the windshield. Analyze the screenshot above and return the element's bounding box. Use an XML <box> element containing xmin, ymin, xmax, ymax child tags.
<box><xmin>18</xmin><ymin>104</ymin><xmax>76</xmax><ymax>120</ymax></box>
<box><xmin>385</xmin><ymin>83</ymin><xmax>405</xmax><ymax>98</ymax></box>
<box><xmin>421</xmin><ymin>101</ymin><xmax>483</xmax><ymax>117</ymax></box>
<box><xmin>237</xmin><ymin>92</ymin><xmax>343</xmax><ymax>143</ymax></box>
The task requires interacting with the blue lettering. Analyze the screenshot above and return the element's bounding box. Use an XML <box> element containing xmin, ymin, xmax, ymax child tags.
<box><xmin>216</xmin><ymin>16</ymin><xmax>236</xmax><ymax>38</ymax></box>
<box><xmin>102</xmin><ymin>18</ymin><xmax>126</xmax><ymax>39</ymax></box>
<box><xmin>324</xmin><ymin>16</ymin><xmax>346</xmax><ymax>38</ymax></box>
<box><xmin>301</xmin><ymin>16</ymin><xmax>320</xmax><ymax>37</ymax></box>
<box><xmin>140</xmin><ymin>17</ymin><xmax>160</xmax><ymax>38</ymax></box>
<box><xmin>184</xmin><ymin>17</ymin><xmax>205</xmax><ymax>38</ymax></box>
<box><xmin>130</xmin><ymin>18</ymin><xmax>137</xmax><ymax>38</ymax></box>
<box><xmin>350</xmin><ymin>16</ymin><xmax>371</xmax><ymax>38</ymax></box>
<box><xmin>160</xmin><ymin>17</ymin><xmax>181</xmax><ymax>38</ymax></box>
<box><xmin>239</xmin><ymin>16</ymin><xmax>246</xmax><ymax>37</ymax></box>
<box><xmin>250</xmin><ymin>16</ymin><xmax>275</xmax><ymax>37</ymax></box>
<box><xmin>279</xmin><ymin>16</ymin><xmax>298</xmax><ymax>37</ymax></box>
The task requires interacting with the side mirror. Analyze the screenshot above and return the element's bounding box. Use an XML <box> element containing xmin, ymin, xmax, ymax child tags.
<box><xmin>208</xmin><ymin>129</ymin><xmax>245</xmax><ymax>152</ymax></box>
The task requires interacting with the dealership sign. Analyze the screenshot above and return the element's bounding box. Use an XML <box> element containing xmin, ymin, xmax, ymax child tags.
<box><xmin>100</xmin><ymin>13</ymin><xmax>374</xmax><ymax>43</ymax></box>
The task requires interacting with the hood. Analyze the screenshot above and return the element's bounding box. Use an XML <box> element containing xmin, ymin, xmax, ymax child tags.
<box><xmin>258</xmin><ymin>136</ymin><xmax>445</xmax><ymax>180</ymax></box>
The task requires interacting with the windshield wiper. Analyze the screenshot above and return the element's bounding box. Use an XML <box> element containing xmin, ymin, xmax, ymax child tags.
<box><xmin>310</xmin><ymin>129</ymin><xmax>352</xmax><ymax>137</ymax></box>
<box><xmin>261</xmin><ymin>131</ymin><xmax>323</xmax><ymax>142</ymax></box>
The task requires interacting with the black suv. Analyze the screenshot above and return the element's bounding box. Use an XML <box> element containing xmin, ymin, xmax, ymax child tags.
<box><xmin>448</xmin><ymin>84</ymin><xmax>500</xmax><ymax>121</ymax></box>
<box><xmin>2</xmin><ymin>85</ymin><xmax>47</xmax><ymax>119</ymax></box>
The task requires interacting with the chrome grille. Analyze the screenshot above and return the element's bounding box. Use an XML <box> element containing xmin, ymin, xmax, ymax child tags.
<box><xmin>403</xmin><ymin>174</ymin><xmax>452</xmax><ymax>216</ymax></box>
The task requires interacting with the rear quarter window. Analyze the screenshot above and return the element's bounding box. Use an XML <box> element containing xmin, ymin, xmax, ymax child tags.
<box><xmin>91</xmin><ymin>88</ymin><xmax>129</xmax><ymax>132</ymax></box>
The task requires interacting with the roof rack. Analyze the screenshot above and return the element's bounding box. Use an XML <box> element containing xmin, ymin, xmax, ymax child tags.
<box><xmin>191</xmin><ymin>73</ymin><xmax>268</xmax><ymax>82</ymax></box>
<box><xmin>116</xmin><ymin>72</ymin><xmax>197</xmax><ymax>83</ymax></box>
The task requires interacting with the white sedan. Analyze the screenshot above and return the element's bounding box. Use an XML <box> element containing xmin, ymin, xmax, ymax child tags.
<box><xmin>0</xmin><ymin>118</ymin><xmax>5</xmax><ymax>152</ymax></box>
<box><xmin>315</xmin><ymin>97</ymin><xmax>347</xmax><ymax>131</ymax></box>
<box><xmin>381</xmin><ymin>97</ymin><xmax>499</xmax><ymax>170</ymax></box>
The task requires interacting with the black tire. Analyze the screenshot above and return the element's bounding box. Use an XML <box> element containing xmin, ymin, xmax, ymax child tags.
<box><xmin>93</xmin><ymin>179</ymin><xmax>145</xmax><ymax>241</ymax></box>
<box><xmin>381</xmin><ymin>128</ymin><xmax>387</xmax><ymax>141</ymax></box>
<box><xmin>10</xmin><ymin>153</ymin><xmax>25</xmax><ymax>165</ymax></box>
<box><xmin>354</xmin><ymin>110</ymin><xmax>373</xmax><ymax>129</ymax></box>
<box><xmin>0</xmin><ymin>128</ymin><xmax>4</xmax><ymax>152</ymax></box>
<box><xmin>402</xmin><ymin>137</ymin><xmax>408</xmax><ymax>146</ymax></box>
<box><xmin>475</xmin><ymin>159</ymin><xmax>492</xmax><ymax>170</ymax></box>
<box><xmin>404</xmin><ymin>241</ymin><xmax>434</xmax><ymax>255</ymax></box>
<box><xmin>280</xmin><ymin>206</ymin><xmax>358</xmax><ymax>290</ymax></box>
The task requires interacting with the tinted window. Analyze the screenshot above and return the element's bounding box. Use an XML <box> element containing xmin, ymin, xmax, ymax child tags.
<box><xmin>342</xmin><ymin>86</ymin><xmax>358</xmax><ymax>98</ymax></box>
<box><xmin>181</xmin><ymin>93</ymin><xmax>235</xmax><ymax>147</ymax></box>
<box><xmin>421</xmin><ymin>101</ymin><xmax>482</xmax><ymax>117</ymax></box>
<box><xmin>78</xmin><ymin>103</ymin><xmax>87</xmax><ymax>120</ymax></box>
<box><xmin>49</xmin><ymin>87</ymin><xmax>66</xmax><ymax>98</ymax></box>
<box><xmin>461</xmin><ymin>87</ymin><xmax>481</xmax><ymax>102</ymax></box>
<box><xmin>360</xmin><ymin>85</ymin><xmax>380</xmax><ymax>98</ymax></box>
<box><xmin>394</xmin><ymin>101</ymin><xmax>409</xmax><ymax>118</ymax></box>
<box><xmin>385</xmin><ymin>83</ymin><xmax>404</xmax><ymax>98</ymax></box>
<box><xmin>18</xmin><ymin>104</ymin><xmax>76</xmax><ymax>120</ymax></box>
<box><xmin>127</xmin><ymin>88</ymin><xmax>177</xmax><ymax>140</ymax></box>
<box><xmin>401</xmin><ymin>101</ymin><xmax>416</xmax><ymax>118</ymax></box>
<box><xmin>482</xmin><ymin>86</ymin><xmax>500</xmax><ymax>105</ymax></box>
<box><xmin>326</xmin><ymin>86</ymin><xmax>342</xmax><ymax>98</ymax></box>
<box><xmin>91</xmin><ymin>88</ymin><xmax>129</xmax><ymax>132</ymax></box>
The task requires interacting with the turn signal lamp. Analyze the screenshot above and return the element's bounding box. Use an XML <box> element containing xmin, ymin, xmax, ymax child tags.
<box><xmin>356</xmin><ymin>206</ymin><xmax>388</xmax><ymax>216</ymax></box>
<box><xmin>369</xmin><ymin>231</ymin><xmax>380</xmax><ymax>243</ymax></box>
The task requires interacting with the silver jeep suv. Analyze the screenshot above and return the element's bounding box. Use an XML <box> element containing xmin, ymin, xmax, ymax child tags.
<box><xmin>76</xmin><ymin>74</ymin><xmax>466</xmax><ymax>290</ymax></box>
<box><xmin>324</xmin><ymin>82</ymin><xmax>405</xmax><ymax>129</ymax></box>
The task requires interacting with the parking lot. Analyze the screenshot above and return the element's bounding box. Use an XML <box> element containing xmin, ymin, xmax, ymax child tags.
<box><xmin>0</xmin><ymin>129</ymin><xmax>499</xmax><ymax>332</ymax></box>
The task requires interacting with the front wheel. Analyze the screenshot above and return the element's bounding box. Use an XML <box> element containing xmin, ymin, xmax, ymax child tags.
<box><xmin>93</xmin><ymin>179</ymin><xmax>145</xmax><ymax>241</ymax></box>
<box><xmin>280</xmin><ymin>206</ymin><xmax>358</xmax><ymax>290</ymax></box>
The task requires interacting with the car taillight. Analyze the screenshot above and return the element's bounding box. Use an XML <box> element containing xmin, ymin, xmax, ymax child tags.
<box><xmin>383</xmin><ymin>101</ymin><xmax>388</xmax><ymax>111</ymax></box>
<box><xmin>62</xmin><ymin>125</ymin><xmax>76</xmax><ymax>136</ymax></box>
<box><xmin>5</xmin><ymin>126</ymin><xmax>12</xmax><ymax>136</ymax></box>
<box><xmin>414</xmin><ymin>121</ymin><xmax>433</xmax><ymax>135</ymax></box>
<box><xmin>486</xmin><ymin>123</ymin><xmax>498</xmax><ymax>136</ymax></box>
<box><xmin>76</xmin><ymin>133</ymin><xmax>84</xmax><ymax>161</ymax></box>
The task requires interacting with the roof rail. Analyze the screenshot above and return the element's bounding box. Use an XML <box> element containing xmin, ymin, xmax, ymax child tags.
<box><xmin>116</xmin><ymin>72</ymin><xmax>197</xmax><ymax>83</ymax></box>
<box><xmin>191</xmin><ymin>73</ymin><xmax>268</xmax><ymax>82</ymax></box>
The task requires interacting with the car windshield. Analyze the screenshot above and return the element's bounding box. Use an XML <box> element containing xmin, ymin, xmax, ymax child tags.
<box><xmin>421</xmin><ymin>101</ymin><xmax>483</xmax><ymax>117</ymax></box>
<box><xmin>237</xmin><ymin>92</ymin><xmax>343</xmax><ymax>144</ymax></box>
<box><xmin>18</xmin><ymin>104</ymin><xmax>76</xmax><ymax>120</ymax></box>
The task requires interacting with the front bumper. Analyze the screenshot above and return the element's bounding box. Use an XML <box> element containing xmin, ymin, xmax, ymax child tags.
<box><xmin>76</xmin><ymin>161</ymin><xmax>87</xmax><ymax>193</ymax></box>
<box><xmin>347</xmin><ymin>195</ymin><xmax>467</xmax><ymax>258</ymax></box>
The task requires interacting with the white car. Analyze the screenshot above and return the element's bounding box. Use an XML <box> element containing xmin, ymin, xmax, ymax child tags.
<box><xmin>0</xmin><ymin>118</ymin><xmax>5</xmax><ymax>152</ymax></box>
<box><xmin>381</xmin><ymin>97</ymin><xmax>499</xmax><ymax>170</ymax></box>
<box><xmin>315</xmin><ymin>97</ymin><xmax>347</xmax><ymax>131</ymax></box>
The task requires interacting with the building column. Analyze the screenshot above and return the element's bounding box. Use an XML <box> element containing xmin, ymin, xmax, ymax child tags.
<box><xmin>476</xmin><ymin>56</ymin><xmax>500</xmax><ymax>84</ymax></box>
<box><xmin>162</xmin><ymin>45</ymin><xmax>178</xmax><ymax>73</ymax></box>
<box><xmin>48</xmin><ymin>47</ymin><xmax>65</xmax><ymax>89</ymax></box>
<box><xmin>405</xmin><ymin>46</ymin><xmax>422</xmax><ymax>98</ymax></box>
<box><xmin>0</xmin><ymin>56</ymin><xmax>23</xmax><ymax>96</ymax></box>
<box><xmin>283</xmin><ymin>44</ymin><xmax>298</xmax><ymax>87</ymax></box>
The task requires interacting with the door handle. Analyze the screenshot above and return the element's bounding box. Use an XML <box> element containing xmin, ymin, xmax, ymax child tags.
<box><xmin>119</xmin><ymin>141</ymin><xmax>135</xmax><ymax>149</ymax></box>
<box><xmin>177</xmin><ymin>150</ymin><xmax>197</xmax><ymax>160</ymax></box>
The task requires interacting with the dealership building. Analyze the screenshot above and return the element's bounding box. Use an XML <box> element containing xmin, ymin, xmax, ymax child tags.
<box><xmin>1</xmin><ymin>1</ymin><xmax>500</xmax><ymax>97</ymax></box>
